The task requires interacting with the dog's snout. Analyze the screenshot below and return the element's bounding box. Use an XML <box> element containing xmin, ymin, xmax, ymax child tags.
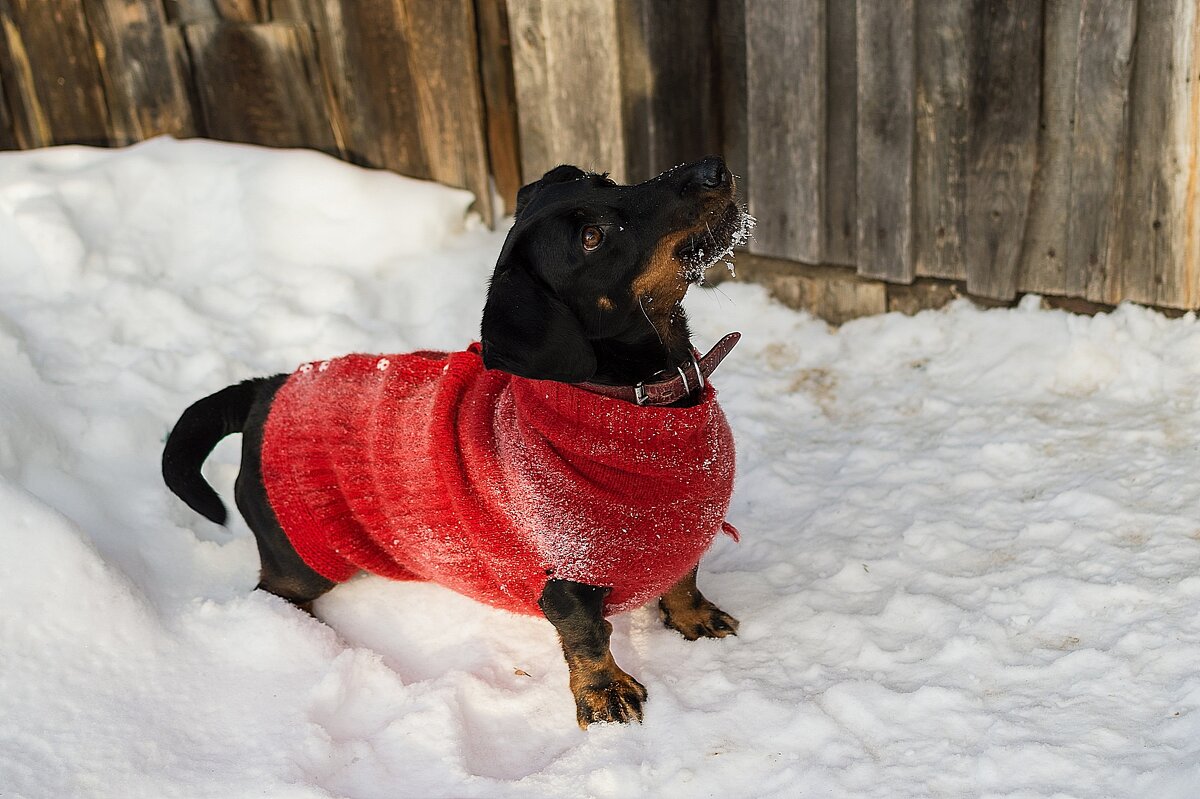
<box><xmin>688</xmin><ymin>157</ymin><xmax>729</xmax><ymax>192</ymax></box>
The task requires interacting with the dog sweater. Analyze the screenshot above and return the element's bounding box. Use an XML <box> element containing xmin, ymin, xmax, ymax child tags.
<box><xmin>259</xmin><ymin>344</ymin><xmax>737</xmax><ymax>616</ymax></box>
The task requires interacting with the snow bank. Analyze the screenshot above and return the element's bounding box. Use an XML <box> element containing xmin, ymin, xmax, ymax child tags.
<box><xmin>1</xmin><ymin>139</ymin><xmax>1197</xmax><ymax>797</ymax></box>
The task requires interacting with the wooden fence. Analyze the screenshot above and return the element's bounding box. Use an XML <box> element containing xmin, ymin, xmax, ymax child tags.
<box><xmin>0</xmin><ymin>0</ymin><xmax>520</xmax><ymax>225</ymax></box>
<box><xmin>2</xmin><ymin>1</ymin><xmax>1199</xmax><ymax>311</ymax></box>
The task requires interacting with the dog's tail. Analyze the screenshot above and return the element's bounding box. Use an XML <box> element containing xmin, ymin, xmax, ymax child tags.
<box><xmin>162</xmin><ymin>379</ymin><xmax>261</xmax><ymax>526</ymax></box>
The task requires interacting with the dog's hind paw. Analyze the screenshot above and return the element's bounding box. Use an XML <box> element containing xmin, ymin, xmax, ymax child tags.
<box><xmin>660</xmin><ymin>598</ymin><xmax>740</xmax><ymax>641</ymax></box>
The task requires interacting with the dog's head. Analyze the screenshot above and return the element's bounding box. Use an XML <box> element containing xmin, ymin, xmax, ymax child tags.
<box><xmin>481</xmin><ymin>157</ymin><xmax>752</xmax><ymax>384</ymax></box>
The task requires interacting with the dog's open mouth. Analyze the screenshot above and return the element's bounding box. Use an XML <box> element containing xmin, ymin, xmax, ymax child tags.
<box><xmin>675</xmin><ymin>203</ymin><xmax>757</xmax><ymax>285</ymax></box>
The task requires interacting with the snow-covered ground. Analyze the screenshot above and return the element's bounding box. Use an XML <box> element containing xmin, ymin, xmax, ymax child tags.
<box><xmin>2</xmin><ymin>138</ymin><xmax>1199</xmax><ymax>798</ymax></box>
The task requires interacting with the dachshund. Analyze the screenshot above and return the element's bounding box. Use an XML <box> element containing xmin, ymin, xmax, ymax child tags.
<box><xmin>162</xmin><ymin>156</ymin><xmax>754</xmax><ymax>727</ymax></box>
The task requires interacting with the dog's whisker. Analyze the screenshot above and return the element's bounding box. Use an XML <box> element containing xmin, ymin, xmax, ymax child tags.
<box><xmin>638</xmin><ymin>294</ymin><xmax>665</xmax><ymax>347</ymax></box>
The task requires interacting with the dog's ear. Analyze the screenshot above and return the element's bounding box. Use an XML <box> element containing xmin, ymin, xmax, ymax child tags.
<box><xmin>514</xmin><ymin>165</ymin><xmax>589</xmax><ymax>218</ymax></box>
<box><xmin>480</xmin><ymin>265</ymin><xmax>597</xmax><ymax>383</ymax></box>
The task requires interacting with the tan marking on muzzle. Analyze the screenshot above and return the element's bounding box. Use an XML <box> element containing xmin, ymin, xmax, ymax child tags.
<box><xmin>631</xmin><ymin>229</ymin><xmax>692</xmax><ymax>343</ymax></box>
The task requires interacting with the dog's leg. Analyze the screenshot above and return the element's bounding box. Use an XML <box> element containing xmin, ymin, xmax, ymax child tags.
<box><xmin>235</xmin><ymin>375</ymin><xmax>337</xmax><ymax>613</ymax></box>
<box><xmin>658</xmin><ymin>566</ymin><xmax>739</xmax><ymax>640</ymax></box>
<box><xmin>539</xmin><ymin>579</ymin><xmax>647</xmax><ymax>728</ymax></box>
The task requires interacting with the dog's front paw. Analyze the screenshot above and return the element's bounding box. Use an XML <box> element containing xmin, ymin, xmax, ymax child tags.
<box><xmin>571</xmin><ymin>667</ymin><xmax>648</xmax><ymax>728</ymax></box>
<box><xmin>660</xmin><ymin>598</ymin><xmax>740</xmax><ymax>641</ymax></box>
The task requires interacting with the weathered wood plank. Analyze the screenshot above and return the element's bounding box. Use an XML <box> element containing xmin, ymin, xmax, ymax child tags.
<box><xmin>963</xmin><ymin>0</ymin><xmax>1041</xmax><ymax>300</ymax></box>
<box><xmin>164</xmin><ymin>0</ymin><xmax>217</xmax><ymax>23</ymax></box>
<box><xmin>617</xmin><ymin>0</ymin><xmax>721</xmax><ymax>182</ymax></box>
<box><xmin>508</xmin><ymin>0</ymin><xmax>625</xmax><ymax>181</ymax></box>
<box><xmin>1183</xmin><ymin>0</ymin><xmax>1200</xmax><ymax>309</ymax></box>
<box><xmin>716</xmin><ymin>0</ymin><xmax>748</xmax><ymax>206</ymax></box>
<box><xmin>745</xmin><ymin>0</ymin><xmax>824</xmax><ymax>264</ymax></box>
<box><xmin>306</xmin><ymin>1</ymin><xmax>428</xmax><ymax>177</ymax></box>
<box><xmin>213</xmin><ymin>0</ymin><xmax>266</xmax><ymax>21</ymax></box>
<box><xmin>824</xmin><ymin>0</ymin><xmax>856</xmax><ymax>266</ymax></box>
<box><xmin>82</xmin><ymin>0</ymin><xmax>197</xmax><ymax>144</ymax></box>
<box><xmin>506</xmin><ymin>0</ymin><xmax>550</xmax><ymax>181</ymax></box>
<box><xmin>720</xmin><ymin>254</ymin><xmax>888</xmax><ymax>326</ymax></box>
<box><xmin>1018</xmin><ymin>0</ymin><xmax>1080</xmax><ymax>296</ymax></box>
<box><xmin>166</xmin><ymin>0</ymin><xmax>265</xmax><ymax>22</ymax></box>
<box><xmin>913</xmin><ymin>0</ymin><xmax>969</xmax><ymax>281</ymax></box>
<box><xmin>1110</xmin><ymin>0</ymin><xmax>1200</xmax><ymax>308</ymax></box>
<box><xmin>400</xmin><ymin>0</ymin><xmax>494</xmax><ymax>224</ymax></box>
<box><xmin>0</xmin><ymin>69</ymin><xmax>15</xmax><ymax>149</ymax></box>
<box><xmin>184</xmin><ymin>22</ymin><xmax>339</xmax><ymax>154</ymax></box>
<box><xmin>474</xmin><ymin>0</ymin><xmax>523</xmax><ymax>214</ymax></box>
<box><xmin>856</xmin><ymin>0</ymin><xmax>914</xmax><ymax>282</ymax></box>
<box><xmin>1064</xmin><ymin>0</ymin><xmax>1136</xmax><ymax>301</ymax></box>
<box><xmin>0</xmin><ymin>0</ymin><xmax>110</xmax><ymax>147</ymax></box>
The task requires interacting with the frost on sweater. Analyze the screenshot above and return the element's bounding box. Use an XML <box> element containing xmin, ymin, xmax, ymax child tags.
<box><xmin>260</xmin><ymin>344</ymin><xmax>737</xmax><ymax>616</ymax></box>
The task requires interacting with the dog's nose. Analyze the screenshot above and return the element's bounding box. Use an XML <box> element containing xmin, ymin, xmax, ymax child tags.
<box><xmin>686</xmin><ymin>157</ymin><xmax>730</xmax><ymax>192</ymax></box>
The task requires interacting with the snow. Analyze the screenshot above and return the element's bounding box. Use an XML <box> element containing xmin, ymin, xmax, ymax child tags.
<box><xmin>1</xmin><ymin>138</ymin><xmax>1199</xmax><ymax>798</ymax></box>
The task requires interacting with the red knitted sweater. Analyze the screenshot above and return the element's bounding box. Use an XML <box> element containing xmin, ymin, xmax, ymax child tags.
<box><xmin>259</xmin><ymin>344</ymin><xmax>736</xmax><ymax>616</ymax></box>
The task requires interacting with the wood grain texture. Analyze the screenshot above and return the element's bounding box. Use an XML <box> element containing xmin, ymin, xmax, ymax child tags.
<box><xmin>474</xmin><ymin>0</ymin><xmax>523</xmax><ymax>213</ymax></box>
<box><xmin>0</xmin><ymin>69</ymin><xmax>15</xmax><ymax>149</ymax></box>
<box><xmin>1019</xmin><ymin>0</ymin><xmax>1080</xmax><ymax>295</ymax></box>
<box><xmin>1065</xmin><ymin>0</ymin><xmax>1136</xmax><ymax>301</ymax></box>
<box><xmin>0</xmin><ymin>0</ymin><xmax>111</xmax><ymax>147</ymax></box>
<box><xmin>508</xmin><ymin>0</ymin><xmax>625</xmax><ymax>180</ymax></box>
<box><xmin>165</xmin><ymin>0</ymin><xmax>220</xmax><ymax>23</ymax></box>
<box><xmin>400</xmin><ymin>0</ymin><xmax>494</xmax><ymax>224</ymax></box>
<box><xmin>716</xmin><ymin>0</ymin><xmax>748</xmax><ymax>205</ymax></box>
<box><xmin>963</xmin><ymin>0</ymin><xmax>1041</xmax><ymax>300</ymax></box>
<box><xmin>914</xmin><ymin>0</ymin><xmax>969</xmax><ymax>280</ymax></box>
<box><xmin>746</xmin><ymin>0</ymin><xmax>824</xmax><ymax>264</ymax></box>
<box><xmin>824</xmin><ymin>0</ymin><xmax>856</xmax><ymax>266</ymax></box>
<box><xmin>213</xmin><ymin>0</ymin><xmax>266</xmax><ymax>21</ymax></box>
<box><xmin>856</xmin><ymin>0</ymin><xmax>914</xmax><ymax>282</ymax></box>
<box><xmin>82</xmin><ymin>0</ymin><xmax>197</xmax><ymax>144</ymax></box>
<box><xmin>1110</xmin><ymin>0</ymin><xmax>1200</xmax><ymax>308</ymax></box>
<box><xmin>184</xmin><ymin>22</ymin><xmax>339</xmax><ymax>153</ymax></box>
<box><xmin>617</xmin><ymin>0</ymin><xmax>720</xmax><ymax>182</ymax></box>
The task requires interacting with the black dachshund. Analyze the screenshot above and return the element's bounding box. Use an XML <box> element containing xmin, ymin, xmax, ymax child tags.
<box><xmin>163</xmin><ymin>157</ymin><xmax>753</xmax><ymax>727</ymax></box>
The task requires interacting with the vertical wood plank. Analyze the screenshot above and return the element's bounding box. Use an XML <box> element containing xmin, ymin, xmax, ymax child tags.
<box><xmin>716</xmin><ymin>0</ymin><xmax>748</xmax><ymax>204</ymax></box>
<box><xmin>307</xmin><ymin>0</ymin><xmax>426</xmax><ymax>177</ymax></box>
<box><xmin>745</xmin><ymin>0</ymin><xmax>824</xmax><ymax>264</ymax></box>
<box><xmin>857</xmin><ymin>0</ymin><xmax>915</xmax><ymax>282</ymax></box>
<box><xmin>82</xmin><ymin>0</ymin><xmax>197</xmax><ymax>145</ymax></box>
<box><xmin>508</xmin><ymin>0</ymin><xmax>624</xmax><ymax>181</ymax></box>
<box><xmin>0</xmin><ymin>69</ymin><xmax>15</xmax><ymax>149</ymax></box>
<box><xmin>164</xmin><ymin>0</ymin><xmax>219</xmax><ymax>23</ymax></box>
<box><xmin>474</xmin><ymin>0</ymin><xmax>523</xmax><ymax>213</ymax></box>
<box><xmin>914</xmin><ymin>0</ymin><xmax>969</xmax><ymax>280</ymax></box>
<box><xmin>399</xmin><ymin>0</ymin><xmax>494</xmax><ymax>224</ymax></box>
<box><xmin>506</xmin><ymin>0</ymin><xmax>550</xmax><ymax>181</ymax></box>
<box><xmin>213</xmin><ymin>0</ymin><xmax>266</xmax><ymax>21</ymax></box>
<box><xmin>1111</xmin><ymin>0</ymin><xmax>1200</xmax><ymax>308</ymax></box>
<box><xmin>1184</xmin><ymin>0</ymin><xmax>1200</xmax><ymax>309</ymax></box>
<box><xmin>1064</xmin><ymin>0</ymin><xmax>1136</xmax><ymax>301</ymax></box>
<box><xmin>617</xmin><ymin>0</ymin><xmax>720</xmax><ymax>182</ymax></box>
<box><xmin>184</xmin><ymin>22</ymin><xmax>339</xmax><ymax>153</ymax></box>
<box><xmin>1018</xmin><ymin>0</ymin><xmax>1080</xmax><ymax>296</ymax></box>
<box><xmin>0</xmin><ymin>0</ymin><xmax>111</xmax><ymax>147</ymax></box>
<box><xmin>963</xmin><ymin>0</ymin><xmax>1041</xmax><ymax>300</ymax></box>
<box><xmin>824</xmin><ymin>0</ymin><xmax>856</xmax><ymax>266</ymax></box>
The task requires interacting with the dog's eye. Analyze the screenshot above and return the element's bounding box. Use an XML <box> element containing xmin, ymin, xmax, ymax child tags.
<box><xmin>581</xmin><ymin>226</ymin><xmax>604</xmax><ymax>252</ymax></box>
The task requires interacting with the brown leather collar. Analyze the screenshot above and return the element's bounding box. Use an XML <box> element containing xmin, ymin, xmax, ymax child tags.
<box><xmin>575</xmin><ymin>332</ymin><xmax>741</xmax><ymax>406</ymax></box>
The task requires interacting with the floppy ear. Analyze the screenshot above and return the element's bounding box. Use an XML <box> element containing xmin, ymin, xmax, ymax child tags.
<box><xmin>480</xmin><ymin>265</ymin><xmax>598</xmax><ymax>383</ymax></box>
<box><xmin>514</xmin><ymin>165</ymin><xmax>589</xmax><ymax>218</ymax></box>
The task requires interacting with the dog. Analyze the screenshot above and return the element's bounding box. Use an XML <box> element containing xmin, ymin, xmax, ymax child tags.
<box><xmin>162</xmin><ymin>156</ymin><xmax>754</xmax><ymax>728</ymax></box>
